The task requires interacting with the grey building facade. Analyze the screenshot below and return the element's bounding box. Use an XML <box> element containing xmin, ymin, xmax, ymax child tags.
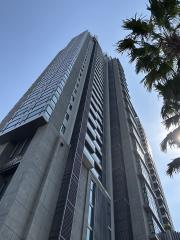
<box><xmin>0</xmin><ymin>31</ymin><xmax>175</xmax><ymax>240</ymax></box>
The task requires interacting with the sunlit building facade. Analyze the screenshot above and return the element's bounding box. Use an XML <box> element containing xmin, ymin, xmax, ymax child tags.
<box><xmin>0</xmin><ymin>31</ymin><xmax>174</xmax><ymax>240</ymax></box>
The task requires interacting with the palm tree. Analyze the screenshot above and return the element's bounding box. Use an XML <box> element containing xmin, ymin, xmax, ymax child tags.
<box><xmin>116</xmin><ymin>0</ymin><xmax>180</xmax><ymax>176</ymax></box>
<box><xmin>161</xmin><ymin>126</ymin><xmax>180</xmax><ymax>176</ymax></box>
<box><xmin>160</xmin><ymin>81</ymin><xmax>180</xmax><ymax>176</ymax></box>
<box><xmin>117</xmin><ymin>0</ymin><xmax>180</xmax><ymax>91</ymax></box>
<box><xmin>167</xmin><ymin>158</ymin><xmax>180</xmax><ymax>176</ymax></box>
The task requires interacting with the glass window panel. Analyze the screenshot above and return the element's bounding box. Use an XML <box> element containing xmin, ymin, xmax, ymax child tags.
<box><xmin>145</xmin><ymin>185</ymin><xmax>160</xmax><ymax>221</ymax></box>
<box><xmin>50</xmin><ymin>100</ymin><xmax>56</xmax><ymax>109</ymax></box>
<box><xmin>46</xmin><ymin>105</ymin><xmax>53</xmax><ymax>116</ymax></box>
<box><xmin>52</xmin><ymin>95</ymin><xmax>58</xmax><ymax>104</ymax></box>
<box><xmin>60</xmin><ymin>124</ymin><xmax>66</xmax><ymax>134</ymax></box>
<box><xmin>88</xmin><ymin>206</ymin><xmax>94</xmax><ymax>227</ymax></box>
<box><xmin>152</xmin><ymin>217</ymin><xmax>162</xmax><ymax>234</ymax></box>
<box><xmin>33</xmin><ymin>103</ymin><xmax>46</xmax><ymax>112</ymax></box>
<box><xmin>65</xmin><ymin>113</ymin><xmax>69</xmax><ymax>121</ymax></box>
<box><xmin>86</xmin><ymin>228</ymin><xmax>93</xmax><ymax>240</ymax></box>
<box><xmin>136</xmin><ymin>141</ymin><xmax>145</xmax><ymax>162</ymax></box>
<box><xmin>44</xmin><ymin>111</ymin><xmax>50</xmax><ymax>121</ymax></box>
<box><xmin>7</xmin><ymin>118</ymin><xmax>21</xmax><ymax>127</ymax></box>
<box><xmin>28</xmin><ymin>109</ymin><xmax>42</xmax><ymax>119</ymax></box>
<box><xmin>69</xmin><ymin>104</ymin><xmax>72</xmax><ymax>110</ymax></box>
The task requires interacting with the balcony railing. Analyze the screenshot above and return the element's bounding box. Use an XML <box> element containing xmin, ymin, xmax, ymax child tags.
<box><xmin>0</xmin><ymin>155</ymin><xmax>22</xmax><ymax>171</ymax></box>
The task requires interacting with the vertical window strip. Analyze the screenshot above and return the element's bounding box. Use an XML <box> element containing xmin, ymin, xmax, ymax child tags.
<box><xmin>86</xmin><ymin>180</ymin><xmax>96</xmax><ymax>240</ymax></box>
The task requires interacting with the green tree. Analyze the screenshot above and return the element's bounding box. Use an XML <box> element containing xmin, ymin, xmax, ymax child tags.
<box><xmin>116</xmin><ymin>0</ymin><xmax>180</xmax><ymax>176</ymax></box>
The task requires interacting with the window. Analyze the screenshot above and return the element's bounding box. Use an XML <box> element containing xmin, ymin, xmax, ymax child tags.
<box><xmin>65</xmin><ymin>113</ymin><xmax>69</xmax><ymax>121</ymax></box>
<box><xmin>86</xmin><ymin>181</ymin><xmax>96</xmax><ymax>240</ymax></box>
<box><xmin>3</xmin><ymin>137</ymin><xmax>32</xmax><ymax>166</ymax></box>
<box><xmin>88</xmin><ymin>206</ymin><xmax>94</xmax><ymax>227</ymax></box>
<box><xmin>89</xmin><ymin>109</ymin><xmax>96</xmax><ymax>121</ymax></box>
<box><xmin>139</xmin><ymin>160</ymin><xmax>151</xmax><ymax>186</ymax></box>
<box><xmin>56</xmin><ymin>87</ymin><xmax>61</xmax><ymax>95</ymax></box>
<box><xmin>95</xmin><ymin>149</ymin><xmax>102</xmax><ymax>163</ymax></box>
<box><xmin>0</xmin><ymin>168</ymin><xmax>17</xmax><ymax>201</ymax></box>
<box><xmin>52</xmin><ymin>95</ymin><xmax>58</xmax><ymax>104</ymax></box>
<box><xmin>60</xmin><ymin>124</ymin><xmax>66</xmax><ymax>134</ymax></box>
<box><xmin>28</xmin><ymin>109</ymin><xmax>42</xmax><ymax>119</ymax></box>
<box><xmin>96</xmin><ymin>137</ymin><xmax>102</xmax><ymax>148</ymax></box>
<box><xmin>6</xmin><ymin>119</ymin><xmax>21</xmax><ymax>128</ymax></box>
<box><xmin>85</xmin><ymin>140</ymin><xmax>94</xmax><ymax>154</ymax></box>
<box><xmin>69</xmin><ymin>104</ymin><xmax>72</xmax><ymax>110</ymax></box>
<box><xmin>87</xmin><ymin>128</ymin><xmax>95</xmax><ymax>141</ymax></box>
<box><xmin>86</xmin><ymin>228</ymin><xmax>93</xmax><ymax>240</ymax></box>
<box><xmin>71</xmin><ymin>96</ymin><xmax>75</xmax><ymax>102</ymax></box>
<box><xmin>147</xmin><ymin>213</ymin><xmax>162</xmax><ymax>235</ymax></box>
<box><xmin>96</xmin><ymin>127</ymin><xmax>103</xmax><ymax>138</ymax></box>
<box><xmin>88</xmin><ymin>117</ymin><xmax>96</xmax><ymax>130</ymax></box>
<box><xmin>143</xmin><ymin>183</ymin><xmax>160</xmax><ymax>221</ymax></box>
<box><xmin>46</xmin><ymin>105</ymin><xmax>53</xmax><ymax>116</ymax></box>
<box><xmin>94</xmin><ymin>162</ymin><xmax>102</xmax><ymax>180</ymax></box>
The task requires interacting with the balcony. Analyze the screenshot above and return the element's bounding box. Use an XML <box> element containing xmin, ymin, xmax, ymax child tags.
<box><xmin>92</xmin><ymin>153</ymin><xmax>102</xmax><ymax>167</ymax></box>
<box><xmin>93</xmin><ymin>140</ymin><xmax>101</xmax><ymax>153</ymax></box>
<box><xmin>87</xmin><ymin>123</ymin><xmax>96</xmax><ymax>139</ymax></box>
<box><xmin>154</xmin><ymin>186</ymin><xmax>161</xmax><ymax>196</ymax></box>
<box><xmin>85</xmin><ymin>134</ymin><xmax>96</xmax><ymax>152</ymax></box>
<box><xmin>83</xmin><ymin>147</ymin><xmax>94</xmax><ymax>169</ymax></box>
<box><xmin>149</xmin><ymin>235</ymin><xmax>161</xmax><ymax>240</ymax></box>
<box><xmin>151</xmin><ymin>173</ymin><xmax>157</xmax><ymax>182</ymax></box>
<box><xmin>150</xmin><ymin>235</ymin><xmax>161</xmax><ymax>240</ymax></box>
<box><xmin>153</xmin><ymin>182</ymin><xmax>159</xmax><ymax>189</ymax></box>
<box><xmin>162</xmin><ymin>213</ymin><xmax>170</xmax><ymax>224</ymax></box>
<box><xmin>157</xmin><ymin>195</ymin><xmax>164</xmax><ymax>206</ymax></box>
<box><xmin>0</xmin><ymin>155</ymin><xmax>22</xmax><ymax>172</ymax></box>
<box><xmin>159</xmin><ymin>204</ymin><xmax>166</xmax><ymax>215</ymax></box>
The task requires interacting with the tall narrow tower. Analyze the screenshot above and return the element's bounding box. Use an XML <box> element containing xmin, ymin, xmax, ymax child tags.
<box><xmin>0</xmin><ymin>31</ymin><xmax>174</xmax><ymax>240</ymax></box>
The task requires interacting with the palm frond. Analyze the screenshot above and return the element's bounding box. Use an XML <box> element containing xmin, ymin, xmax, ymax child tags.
<box><xmin>156</xmin><ymin>73</ymin><xmax>180</xmax><ymax>100</ymax></box>
<box><xmin>161</xmin><ymin>100</ymin><xmax>180</xmax><ymax>119</ymax></box>
<box><xmin>158</xmin><ymin>62</ymin><xmax>173</xmax><ymax>77</ymax></box>
<box><xmin>148</xmin><ymin>0</ymin><xmax>166</xmax><ymax>25</ymax></box>
<box><xmin>135</xmin><ymin>54</ymin><xmax>161</xmax><ymax>74</ymax></box>
<box><xmin>161</xmin><ymin>102</ymin><xmax>175</xmax><ymax>118</ymax></box>
<box><xmin>164</xmin><ymin>33</ymin><xmax>180</xmax><ymax>58</ymax></box>
<box><xmin>143</xmin><ymin>43</ymin><xmax>160</xmax><ymax>55</ymax></box>
<box><xmin>147</xmin><ymin>0</ymin><xmax>179</xmax><ymax>29</ymax></box>
<box><xmin>163</xmin><ymin>114</ymin><xmax>180</xmax><ymax>129</ymax></box>
<box><xmin>167</xmin><ymin>157</ymin><xmax>180</xmax><ymax>176</ymax></box>
<box><xmin>122</xmin><ymin>17</ymin><xmax>153</xmax><ymax>36</ymax></box>
<box><xmin>161</xmin><ymin>126</ymin><xmax>180</xmax><ymax>151</ymax></box>
<box><xmin>142</xmin><ymin>69</ymin><xmax>161</xmax><ymax>91</ymax></box>
<box><xmin>130</xmin><ymin>47</ymin><xmax>148</xmax><ymax>63</ymax></box>
<box><xmin>163</xmin><ymin>0</ymin><xmax>180</xmax><ymax>18</ymax></box>
<box><xmin>116</xmin><ymin>38</ymin><xmax>135</xmax><ymax>53</ymax></box>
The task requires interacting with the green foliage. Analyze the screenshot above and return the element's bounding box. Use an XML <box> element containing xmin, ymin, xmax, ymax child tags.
<box><xmin>117</xmin><ymin>38</ymin><xmax>135</xmax><ymax>52</ymax></box>
<box><xmin>161</xmin><ymin>126</ymin><xmax>180</xmax><ymax>151</ymax></box>
<box><xmin>148</xmin><ymin>0</ymin><xmax>179</xmax><ymax>28</ymax></box>
<box><xmin>123</xmin><ymin>17</ymin><xmax>153</xmax><ymax>36</ymax></box>
<box><xmin>167</xmin><ymin>157</ymin><xmax>180</xmax><ymax>176</ymax></box>
<box><xmin>117</xmin><ymin>0</ymin><xmax>180</xmax><ymax>176</ymax></box>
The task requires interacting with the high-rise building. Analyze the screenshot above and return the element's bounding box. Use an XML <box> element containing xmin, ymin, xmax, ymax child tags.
<box><xmin>0</xmin><ymin>31</ymin><xmax>174</xmax><ymax>240</ymax></box>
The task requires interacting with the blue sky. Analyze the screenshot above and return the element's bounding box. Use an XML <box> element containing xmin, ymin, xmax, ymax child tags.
<box><xmin>0</xmin><ymin>0</ymin><xmax>179</xmax><ymax>230</ymax></box>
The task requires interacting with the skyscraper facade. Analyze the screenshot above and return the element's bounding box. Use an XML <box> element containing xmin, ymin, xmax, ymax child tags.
<box><xmin>0</xmin><ymin>31</ymin><xmax>174</xmax><ymax>240</ymax></box>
